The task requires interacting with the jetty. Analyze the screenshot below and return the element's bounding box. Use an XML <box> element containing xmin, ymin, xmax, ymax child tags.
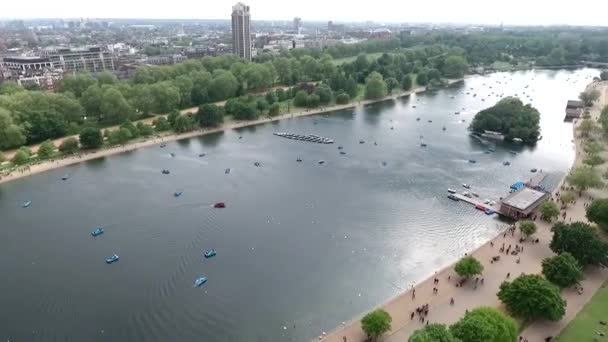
<box><xmin>449</xmin><ymin>193</ymin><xmax>504</xmax><ymax>216</ymax></box>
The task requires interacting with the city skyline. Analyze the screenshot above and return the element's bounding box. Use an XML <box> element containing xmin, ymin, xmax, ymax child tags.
<box><xmin>1</xmin><ymin>0</ymin><xmax>608</xmax><ymax>26</ymax></box>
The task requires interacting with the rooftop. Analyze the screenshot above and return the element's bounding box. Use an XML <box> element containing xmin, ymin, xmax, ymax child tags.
<box><xmin>501</xmin><ymin>187</ymin><xmax>547</xmax><ymax>211</ymax></box>
<box><xmin>566</xmin><ymin>100</ymin><xmax>584</xmax><ymax>108</ymax></box>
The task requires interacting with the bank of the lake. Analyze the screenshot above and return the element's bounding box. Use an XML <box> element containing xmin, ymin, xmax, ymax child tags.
<box><xmin>0</xmin><ymin>69</ymin><xmax>595</xmax><ymax>342</ymax></box>
<box><xmin>0</xmin><ymin>81</ymin><xmax>462</xmax><ymax>185</ymax></box>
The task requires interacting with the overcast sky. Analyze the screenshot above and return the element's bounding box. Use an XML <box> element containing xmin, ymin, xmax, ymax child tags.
<box><xmin>2</xmin><ymin>0</ymin><xmax>608</xmax><ymax>26</ymax></box>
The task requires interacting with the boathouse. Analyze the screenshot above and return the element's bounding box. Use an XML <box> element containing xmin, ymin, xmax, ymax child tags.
<box><xmin>500</xmin><ymin>187</ymin><xmax>549</xmax><ymax>219</ymax></box>
<box><xmin>565</xmin><ymin>100</ymin><xmax>584</xmax><ymax>119</ymax></box>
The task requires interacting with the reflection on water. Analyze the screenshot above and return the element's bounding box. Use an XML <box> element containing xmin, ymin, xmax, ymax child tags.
<box><xmin>0</xmin><ymin>69</ymin><xmax>596</xmax><ymax>342</ymax></box>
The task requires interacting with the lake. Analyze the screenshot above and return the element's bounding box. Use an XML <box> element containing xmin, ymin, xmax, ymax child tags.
<box><xmin>0</xmin><ymin>69</ymin><xmax>596</xmax><ymax>341</ymax></box>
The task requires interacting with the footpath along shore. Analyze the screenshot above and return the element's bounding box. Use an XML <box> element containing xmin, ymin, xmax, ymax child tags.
<box><xmin>320</xmin><ymin>82</ymin><xmax>608</xmax><ymax>342</ymax></box>
<box><xmin>0</xmin><ymin>79</ymin><xmax>462</xmax><ymax>185</ymax></box>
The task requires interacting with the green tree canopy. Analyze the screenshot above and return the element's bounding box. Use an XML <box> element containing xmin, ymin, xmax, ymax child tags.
<box><xmin>59</xmin><ymin>73</ymin><xmax>97</xmax><ymax>97</ymax></box>
<box><xmin>79</xmin><ymin>127</ymin><xmax>103</xmax><ymax>149</ymax></box>
<box><xmin>542</xmin><ymin>252</ymin><xmax>584</xmax><ymax>288</ymax></box>
<box><xmin>587</xmin><ymin>198</ymin><xmax>608</xmax><ymax>232</ymax></box>
<box><xmin>385</xmin><ymin>77</ymin><xmax>400</xmax><ymax>94</ymax></box>
<box><xmin>540</xmin><ymin>201</ymin><xmax>560</xmax><ymax>221</ymax></box>
<box><xmin>37</xmin><ymin>140</ymin><xmax>55</xmax><ymax>159</ymax></box>
<box><xmin>584</xmin><ymin>153</ymin><xmax>604</xmax><ymax>167</ymax></box>
<box><xmin>173</xmin><ymin>114</ymin><xmax>196</xmax><ymax>133</ymax></box>
<box><xmin>361</xmin><ymin>309</ymin><xmax>392</xmax><ymax>341</ymax></box>
<box><xmin>0</xmin><ymin>108</ymin><xmax>26</xmax><ymax>150</ymax></box>
<box><xmin>364</xmin><ymin>71</ymin><xmax>388</xmax><ymax>100</ymax></box>
<box><xmin>58</xmin><ymin>137</ymin><xmax>79</xmax><ymax>154</ymax></box>
<box><xmin>416</xmin><ymin>70</ymin><xmax>429</xmax><ymax>86</ymax></box>
<box><xmin>442</xmin><ymin>55</ymin><xmax>469</xmax><ymax>78</ymax></box>
<box><xmin>579</xmin><ymin>90</ymin><xmax>600</xmax><ymax>107</ymax></box>
<box><xmin>519</xmin><ymin>221</ymin><xmax>537</xmax><ymax>238</ymax></box>
<box><xmin>469</xmin><ymin>97</ymin><xmax>540</xmax><ymax>144</ymax></box>
<box><xmin>410</xmin><ymin>323</ymin><xmax>460</xmax><ymax>342</ymax></box>
<box><xmin>336</xmin><ymin>93</ymin><xmax>350</xmax><ymax>105</ymax></box>
<box><xmin>497</xmin><ymin>274</ymin><xmax>566</xmax><ymax>321</ymax></box>
<box><xmin>197</xmin><ymin>104</ymin><xmax>224</xmax><ymax>127</ymax></box>
<box><xmin>268</xmin><ymin>103</ymin><xmax>280</xmax><ymax>117</ymax></box>
<box><xmin>401</xmin><ymin>75</ymin><xmax>413</xmax><ymax>90</ymax></box>
<box><xmin>449</xmin><ymin>307</ymin><xmax>517</xmax><ymax>342</ymax></box>
<box><xmin>567</xmin><ymin>165</ymin><xmax>603</xmax><ymax>191</ymax></box>
<box><xmin>100</xmin><ymin>87</ymin><xmax>132</xmax><ymax>124</ymax></box>
<box><xmin>578</xmin><ymin>119</ymin><xmax>598</xmax><ymax>138</ymax></box>
<box><xmin>152</xmin><ymin>116</ymin><xmax>171</xmax><ymax>131</ymax></box>
<box><xmin>600</xmin><ymin>71</ymin><xmax>608</xmax><ymax>81</ymax></box>
<box><xmin>550</xmin><ymin>222</ymin><xmax>608</xmax><ymax>267</ymax></box>
<box><xmin>109</xmin><ymin>127</ymin><xmax>133</xmax><ymax>145</ymax></box>
<box><xmin>136</xmin><ymin>122</ymin><xmax>154</xmax><ymax>136</ymax></box>
<box><xmin>454</xmin><ymin>256</ymin><xmax>484</xmax><ymax>279</ymax></box>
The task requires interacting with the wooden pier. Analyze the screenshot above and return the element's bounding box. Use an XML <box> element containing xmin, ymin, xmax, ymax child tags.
<box><xmin>448</xmin><ymin>192</ymin><xmax>504</xmax><ymax>216</ymax></box>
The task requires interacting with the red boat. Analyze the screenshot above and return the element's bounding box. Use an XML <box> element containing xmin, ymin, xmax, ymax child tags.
<box><xmin>475</xmin><ymin>204</ymin><xmax>486</xmax><ymax>211</ymax></box>
<box><xmin>213</xmin><ymin>202</ymin><xmax>226</xmax><ymax>208</ymax></box>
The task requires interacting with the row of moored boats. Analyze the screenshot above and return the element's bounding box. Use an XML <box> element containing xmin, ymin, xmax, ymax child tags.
<box><xmin>274</xmin><ymin>132</ymin><xmax>334</xmax><ymax>144</ymax></box>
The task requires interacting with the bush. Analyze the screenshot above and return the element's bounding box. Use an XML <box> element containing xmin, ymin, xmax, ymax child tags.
<box><xmin>37</xmin><ymin>140</ymin><xmax>56</xmax><ymax>159</ymax></box>
<box><xmin>542</xmin><ymin>253</ymin><xmax>584</xmax><ymax>288</ymax></box>
<box><xmin>109</xmin><ymin>127</ymin><xmax>133</xmax><ymax>145</ymax></box>
<box><xmin>153</xmin><ymin>116</ymin><xmax>171</xmax><ymax>131</ymax></box>
<box><xmin>498</xmin><ymin>274</ymin><xmax>566</xmax><ymax>321</ymax></box>
<box><xmin>294</xmin><ymin>90</ymin><xmax>309</xmax><ymax>107</ymax></box>
<box><xmin>197</xmin><ymin>104</ymin><xmax>224</xmax><ymax>127</ymax></box>
<box><xmin>401</xmin><ymin>75</ymin><xmax>413</xmax><ymax>90</ymax></box>
<box><xmin>136</xmin><ymin>122</ymin><xmax>155</xmax><ymax>136</ymax></box>
<box><xmin>454</xmin><ymin>256</ymin><xmax>483</xmax><ymax>279</ymax></box>
<box><xmin>336</xmin><ymin>92</ymin><xmax>350</xmax><ymax>104</ymax></box>
<box><xmin>11</xmin><ymin>149</ymin><xmax>30</xmax><ymax>165</ymax></box>
<box><xmin>173</xmin><ymin>114</ymin><xmax>196</xmax><ymax>133</ymax></box>
<box><xmin>361</xmin><ymin>309</ymin><xmax>392</xmax><ymax>341</ymax></box>
<box><xmin>79</xmin><ymin>127</ymin><xmax>103</xmax><ymax>149</ymax></box>
<box><xmin>58</xmin><ymin>137</ymin><xmax>79</xmax><ymax>154</ymax></box>
<box><xmin>307</xmin><ymin>94</ymin><xmax>320</xmax><ymax>108</ymax></box>
<box><xmin>120</xmin><ymin>120</ymin><xmax>140</xmax><ymax>139</ymax></box>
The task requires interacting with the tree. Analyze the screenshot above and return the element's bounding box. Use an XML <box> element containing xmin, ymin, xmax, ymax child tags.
<box><xmin>268</xmin><ymin>103</ymin><xmax>280</xmax><ymax>117</ymax></box>
<box><xmin>354</xmin><ymin>54</ymin><xmax>370</xmax><ymax>73</ymax></box>
<box><xmin>96</xmin><ymin>71</ymin><xmax>118</xmax><ymax>85</ymax></box>
<box><xmin>585</xmin><ymin>141</ymin><xmax>604</xmax><ymax>155</ymax></box>
<box><xmin>11</xmin><ymin>148</ymin><xmax>30</xmax><ymax>165</ymax></box>
<box><xmin>314</xmin><ymin>84</ymin><xmax>333</xmax><ymax>105</ymax></box>
<box><xmin>361</xmin><ymin>309</ymin><xmax>391</xmax><ymax>341</ymax></box>
<box><xmin>470</xmin><ymin>97</ymin><xmax>540</xmax><ymax>144</ymax></box>
<box><xmin>173</xmin><ymin>114</ymin><xmax>196</xmax><ymax>133</ymax></box>
<box><xmin>256</xmin><ymin>99</ymin><xmax>270</xmax><ymax>112</ymax></box>
<box><xmin>542</xmin><ymin>253</ymin><xmax>584</xmax><ymax>288</ymax></box>
<box><xmin>567</xmin><ymin>165</ymin><xmax>603</xmax><ymax>191</ymax></box>
<box><xmin>587</xmin><ymin>198</ymin><xmax>608</xmax><ymax>231</ymax></box>
<box><xmin>209</xmin><ymin>70</ymin><xmax>238</xmax><ymax>101</ymax></box>
<box><xmin>100</xmin><ymin>88</ymin><xmax>132</xmax><ymax>123</ymax></box>
<box><xmin>442</xmin><ymin>55</ymin><xmax>469</xmax><ymax>78</ymax></box>
<box><xmin>0</xmin><ymin>108</ymin><xmax>26</xmax><ymax>149</ymax></box>
<box><xmin>416</xmin><ymin>70</ymin><xmax>429</xmax><ymax>86</ymax></box>
<box><xmin>37</xmin><ymin>140</ymin><xmax>55</xmax><ymax>159</ymax></box>
<box><xmin>120</xmin><ymin>120</ymin><xmax>140</xmax><ymax>139</ymax></box>
<box><xmin>79</xmin><ymin>127</ymin><xmax>103</xmax><ymax>149</ymax></box>
<box><xmin>136</xmin><ymin>122</ymin><xmax>154</xmax><ymax>136</ymax></box>
<box><xmin>497</xmin><ymin>274</ymin><xmax>566</xmax><ymax>321</ymax></box>
<box><xmin>410</xmin><ymin>324</ymin><xmax>459</xmax><ymax>342</ymax></box>
<box><xmin>153</xmin><ymin>116</ymin><xmax>171</xmax><ymax>131</ymax></box>
<box><xmin>519</xmin><ymin>221</ymin><xmax>537</xmax><ymax>238</ymax></box>
<box><xmin>365</xmin><ymin>71</ymin><xmax>388</xmax><ymax>100</ymax></box>
<box><xmin>449</xmin><ymin>307</ymin><xmax>518</xmax><ymax>342</ymax></box>
<box><xmin>150</xmin><ymin>82</ymin><xmax>181</xmax><ymax>113</ymax></box>
<box><xmin>401</xmin><ymin>75</ymin><xmax>413</xmax><ymax>90</ymax></box>
<box><xmin>454</xmin><ymin>256</ymin><xmax>483</xmax><ymax>279</ymax></box>
<box><xmin>265</xmin><ymin>91</ymin><xmax>278</xmax><ymax>105</ymax></box>
<box><xmin>550</xmin><ymin>222</ymin><xmax>608</xmax><ymax>267</ymax></box>
<box><xmin>579</xmin><ymin>90</ymin><xmax>600</xmax><ymax>107</ymax></box>
<box><xmin>336</xmin><ymin>93</ymin><xmax>350</xmax><ymax>105</ymax></box>
<box><xmin>58</xmin><ymin>137</ymin><xmax>79</xmax><ymax>154</ymax></box>
<box><xmin>0</xmin><ymin>151</ymin><xmax>4</xmax><ymax>162</ymax></box>
<box><xmin>59</xmin><ymin>74</ymin><xmax>97</xmax><ymax>97</ymax></box>
<box><xmin>600</xmin><ymin>70</ymin><xmax>608</xmax><ymax>81</ymax></box>
<box><xmin>197</xmin><ymin>104</ymin><xmax>224</xmax><ymax>127</ymax></box>
<box><xmin>385</xmin><ymin>77</ymin><xmax>400</xmax><ymax>94</ymax></box>
<box><xmin>294</xmin><ymin>90</ymin><xmax>309</xmax><ymax>107</ymax></box>
<box><xmin>109</xmin><ymin>127</ymin><xmax>133</xmax><ymax>145</ymax></box>
<box><xmin>80</xmin><ymin>85</ymin><xmax>103</xmax><ymax>119</ymax></box>
<box><xmin>167</xmin><ymin>109</ymin><xmax>180</xmax><ymax>128</ymax></box>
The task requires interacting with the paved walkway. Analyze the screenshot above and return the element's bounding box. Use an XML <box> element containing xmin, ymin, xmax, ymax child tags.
<box><xmin>322</xmin><ymin>81</ymin><xmax>608</xmax><ymax>342</ymax></box>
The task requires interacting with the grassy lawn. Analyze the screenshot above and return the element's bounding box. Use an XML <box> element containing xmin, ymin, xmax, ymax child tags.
<box><xmin>558</xmin><ymin>282</ymin><xmax>608</xmax><ymax>341</ymax></box>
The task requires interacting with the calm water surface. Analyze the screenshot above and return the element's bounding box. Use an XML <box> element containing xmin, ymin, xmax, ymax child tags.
<box><xmin>0</xmin><ymin>69</ymin><xmax>597</xmax><ymax>341</ymax></box>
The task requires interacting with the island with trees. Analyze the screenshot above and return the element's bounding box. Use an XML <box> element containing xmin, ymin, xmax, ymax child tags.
<box><xmin>469</xmin><ymin>97</ymin><xmax>541</xmax><ymax>144</ymax></box>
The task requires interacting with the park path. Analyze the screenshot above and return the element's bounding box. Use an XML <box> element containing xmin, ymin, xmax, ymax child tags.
<box><xmin>321</xmin><ymin>82</ymin><xmax>608</xmax><ymax>342</ymax></box>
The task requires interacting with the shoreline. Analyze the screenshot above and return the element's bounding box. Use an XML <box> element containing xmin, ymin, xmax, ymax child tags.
<box><xmin>0</xmin><ymin>80</ymin><xmax>462</xmax><ymax>186</ymax></box>
<box><xmin>320</xmin><ymin>80</ymin><xmax>608</xmax><ymax>342</ymax></box>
